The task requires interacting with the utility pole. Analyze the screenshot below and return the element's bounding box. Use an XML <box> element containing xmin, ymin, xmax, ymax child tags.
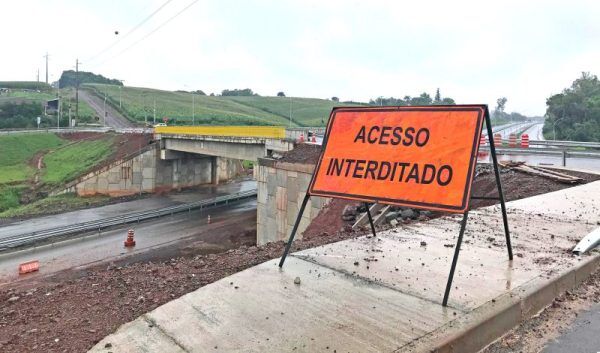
<box><xmin>192</xmin><ymin>93</ymin><xmax>195</xmax><ymax>125</ymax></box>
<box><xmin>153</xmin><ymin>97</ymin><xmax>156</xmax><ymax>124</ymax></box>
<box><xmin>57</xmin><ymin>85</ymin><xmax>61</xmax><ymax>129</ymax></box>
<box><xmin>75</xmin><ymin>58</ymin><xmax>80</xmax><ymax>117</ymax></box>
<box><xmin>36</xmin><ymin>69</ymin><xmax>39</xmax><ymax>82</ymax></box>
<box><xmin>44</xmin><ymin>52</ymin><xmax>49</xmax><ymax>84</ymax></box>
<box><xmin>289</xmin><ymin>96</ymin><xmax>292</xmax><ymax>127</ymax></box>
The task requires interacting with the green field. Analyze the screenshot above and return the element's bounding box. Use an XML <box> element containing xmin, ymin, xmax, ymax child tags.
<box><xmin>0</xmin><ymin>133</ymin><xmax>65</xmax><ymax>184</ymax></box>
<box><xmin>84</xmin><ymin>84</ymin><xmax>358</xmax><ymax>127</ymax></box>
<box><xmin>0</xmin><ymin>133</ymin><xmax>116</xmax><ymax>213</ymax></box>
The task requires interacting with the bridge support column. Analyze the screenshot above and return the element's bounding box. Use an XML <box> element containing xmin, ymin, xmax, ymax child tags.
<box><xmin>211</xmin><ymin>156</ymin><xmax>219</xmax><ymax>185</ymax></box>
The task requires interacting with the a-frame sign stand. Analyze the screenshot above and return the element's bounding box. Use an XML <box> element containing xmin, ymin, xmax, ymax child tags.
<box><xmin>279</xmin><ymin>107</ymin><xmax>512</xmax><ymax>308</ymax></box>
<box><xmin>442</xmin><ymin>110</ymin><xmax>513</xmax><ymax>306</ymax></box>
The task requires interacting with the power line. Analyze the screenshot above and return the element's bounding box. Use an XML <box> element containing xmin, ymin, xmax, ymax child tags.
<box><xmin>85</xmin><ymin>0</ymin><xmax>174</xmax><ymax>64</ymax></box>
<box><xmin>92</xmin><ymin>0</ymin><xmax>200</xmax><ymax>68</ymax></box>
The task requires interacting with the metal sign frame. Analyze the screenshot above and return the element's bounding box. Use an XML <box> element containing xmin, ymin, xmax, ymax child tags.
<box><xmin>278</xmin><ymin>105</ymin><xmax>513</xmax><ymax>307</ymax></box>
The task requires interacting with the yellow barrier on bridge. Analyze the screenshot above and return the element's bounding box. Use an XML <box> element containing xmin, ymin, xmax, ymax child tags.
<box><xmin>154</xmin><ymin>126</ymin><xmax>286</xmax><ymax>139</ymax></box>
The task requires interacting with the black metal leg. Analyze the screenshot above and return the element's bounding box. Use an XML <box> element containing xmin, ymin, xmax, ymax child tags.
<box><xmin>442</xmin><ymin>211</ymin><xmax>469</xmax><ymax>307</ymax></box>
<box><xmin>279</xmin><ymin>194</ymin><xmax>311</xmax><ymax>267</ymax></box>
<box><xmin>485</xmin><ymin>113</ymin><xmax>513</xmax><ymax>261</ymax></box>
<box><xmin>365</xmin><ymin>202</ymin><xmax>377</xmax><ymax>237</ymax></box>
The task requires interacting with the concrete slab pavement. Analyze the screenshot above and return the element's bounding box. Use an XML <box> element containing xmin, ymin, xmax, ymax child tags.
<box><xmin>90</xmin><ymin>181</ymin><xmax>600</xmax><ymax>353</ymax></box>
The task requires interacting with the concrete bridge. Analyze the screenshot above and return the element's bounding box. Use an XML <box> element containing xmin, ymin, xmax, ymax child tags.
<box><xmin>155</xmin><ymin>126</ymin><xmax>324</xmax><ymax>162</ymax></box>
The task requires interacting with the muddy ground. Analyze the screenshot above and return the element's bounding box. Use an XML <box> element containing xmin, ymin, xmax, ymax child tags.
<box><xmin>0</xmin><ymin>160</ymin><xmax>597</xmax><ymax>352</ymax></box>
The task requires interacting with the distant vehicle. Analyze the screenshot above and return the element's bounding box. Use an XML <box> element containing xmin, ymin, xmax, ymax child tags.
<box><xmin>153</xmin><ymin>123</ymin><xmax>167</xmax><ymax>127</ymax></box>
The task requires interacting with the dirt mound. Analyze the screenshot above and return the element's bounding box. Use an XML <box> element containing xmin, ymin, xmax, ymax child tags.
<box><xmin>111</xmin><ymin>133</ymin><xmax>154</xmax><ymax>161</ymax></box>
<box><xmin>278</xmin><ymin>143</ymin><xmax>321</xmax><ymax>164</ymax></box>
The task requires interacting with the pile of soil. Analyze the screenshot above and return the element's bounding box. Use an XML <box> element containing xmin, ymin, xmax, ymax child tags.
<box><xmin>277</xmin><ymin>143</ymin><xmax>321</xmax><ymax>164</ymax></box>
<box><xmin>58</xmin><ymin>132</ymin><xmax>153</xmax><ymax>163</ymax></box>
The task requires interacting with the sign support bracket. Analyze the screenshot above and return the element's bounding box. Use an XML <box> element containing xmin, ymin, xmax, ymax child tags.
<box><xmin>364</xmin><ymin>203</ymin><xmax>377</xmax><ymax>238</ymax></box>
<box><xmin>441</xmin><ymin>111</ymin><xmax>513</xmax><ymax>307</ymax></box>
<box><xmin>279</xmin><ymin>193</ymin><xmax>311</xmax><ymax>267</ymax></box>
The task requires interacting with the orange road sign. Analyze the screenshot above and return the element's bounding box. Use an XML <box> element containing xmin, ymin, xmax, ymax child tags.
<box><xmin>308</xmin><ymin>105</ymin><xmax>486</xmax><ymax>213</ymax></box>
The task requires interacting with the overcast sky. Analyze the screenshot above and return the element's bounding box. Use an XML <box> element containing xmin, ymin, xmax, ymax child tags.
<box><xmin>1</xmin><ymin>0</ymin><xmax>598</xmax><ymax>115</ymax></box>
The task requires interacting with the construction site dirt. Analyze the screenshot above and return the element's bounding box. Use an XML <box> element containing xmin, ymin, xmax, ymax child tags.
<box><xmin>0</xmin><ymin>161</ymin><xmax>598</xmax><ymax>352</ymax></box>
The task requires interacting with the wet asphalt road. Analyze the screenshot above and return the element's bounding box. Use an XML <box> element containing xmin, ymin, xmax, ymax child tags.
<box><xmin>0</xmin><ymin>180</ymin><xmax>258</xmax><ymax>284</ymax></box>
<box><xmin>0</xmin><ymin>198</ymin><xmax>256</xmax><ymax>285</ymax></box>
<box><xmin>543</xmin><ymin>303</ymin><xmax>600</xmax><ymax>353</ymax></box>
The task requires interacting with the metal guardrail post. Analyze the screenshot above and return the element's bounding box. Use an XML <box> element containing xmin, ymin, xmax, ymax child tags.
<box><xmin>562</xmin><ymin>150</ymin><xmax>567</xmax><ymax>166</ymax></box>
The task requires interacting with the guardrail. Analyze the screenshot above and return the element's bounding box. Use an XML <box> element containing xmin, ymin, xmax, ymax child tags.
<box><xmin>0</xmin><ymin>127</ymin><xmax>153</xmax><ymax>135</ymax></box>
<box><xmin>528</xmin><ymin>140</ymin><xmax>600</xmax><ymax>149</ymax></box>
<box><xmin>480</xmin><ymin>146</ymin><xmax>600</xmax><ymax>167</ymax></box>
<box><xmin>0</xmin><ymin>127</ymin><xmax>114</xmax><ymax>135</ymax></box>
<box><xmin>154</xmin><ymin>126</ymin><xmax>286</xmax><ymax>139</ymax></box>
<box><xmin>0</xmin><ymin>189</ymin><xmax>257</xmax><ymax>252</ymax></box>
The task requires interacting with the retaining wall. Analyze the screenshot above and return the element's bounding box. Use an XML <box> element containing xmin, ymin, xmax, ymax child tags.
<box><xmin>256</xmin><ymin>158</ymin><xmax>329</xmax><ymax>245</ymax></box>
<box><xmin>56</xmin><ymin>145</ymin><xmax>243</xmax><ymax>197</ymax></box>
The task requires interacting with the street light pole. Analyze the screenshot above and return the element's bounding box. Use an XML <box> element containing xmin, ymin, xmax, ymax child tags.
<box><xmin>192</xmin><ymin>93</ymin><xmax>195</xmax><ymax>125</ymax></box>
<box><xmin>103</xmin><ymin>93</ymin><xmax>107</xmax><ymax>127</ymax></box>
<box><xmin>289</xmin><ymin>96</ymin><xmax>292</xmax><ymax>127</ymax></box>
<box><xmin>553</xmin><ymin>117</ymin><xmax>565</xmax><ymax>140</ymax></box>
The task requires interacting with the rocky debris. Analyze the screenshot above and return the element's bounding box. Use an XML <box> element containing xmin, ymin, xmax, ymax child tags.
<box><xmin>400</xmin><ymin>209</ymin><xmax>418</xmax><ymax>220</ymax></box>
<box><xmin>389</xmin><ymin>219</ymin><xmax>398</xmax><ymax>227</ymax></box>
<box><xmin>341</xmin><ymin>205</ymin><xmax>358</xmax><ymax>221</ymax></box>
<box><xmin>384</xmin><ymin>212</ymin><xmax>399</xmax><ymax>223</ymax></box>
<box><xmin>293</xmin><ymin>277</ymin><xmax>301</xmax><ymax>285</ymax></box>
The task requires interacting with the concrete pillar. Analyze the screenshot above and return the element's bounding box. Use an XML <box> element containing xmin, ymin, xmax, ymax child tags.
<box><xmin>211</xmin><ymin>156</ymin><xmax>219</xmax><ymax>185</ymax></box>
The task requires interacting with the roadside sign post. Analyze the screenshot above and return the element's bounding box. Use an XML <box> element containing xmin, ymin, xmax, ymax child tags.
<box><xmin>278</xmin><ymin>105</ymin><xmax>512</xmax><ymax>307</ymax></box>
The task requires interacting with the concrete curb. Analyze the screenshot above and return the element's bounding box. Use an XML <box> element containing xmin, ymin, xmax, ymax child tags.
<box><xmin>400</xmin><ymin>253</ymin><xmax>600</xmax><ymax>353</ymax></box>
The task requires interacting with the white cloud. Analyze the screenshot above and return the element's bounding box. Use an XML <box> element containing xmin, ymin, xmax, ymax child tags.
<box><xmin>0</xmin><ymin>0</ymin><xmax>598</xmax><ymax>114</ymax></box>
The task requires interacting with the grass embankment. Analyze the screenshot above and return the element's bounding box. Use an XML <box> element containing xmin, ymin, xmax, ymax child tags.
<box><xmin>0</xmin><ymin>193</ymin><xmax>111</xmax><ymax>219</ymax></box>
<box><xmin>42</xmin><ymin>137</ymin><xmax>114</xmax><ymax>184</ymax></box>
<box><xmin>84</xmin><ymin>84</ymin><xmax>357</xmax><ymax>127</ymax></box>
<box><xmin>0</xmin><ymin>133</ymin><xmax>115</xmax><ymax>215</ymax></box>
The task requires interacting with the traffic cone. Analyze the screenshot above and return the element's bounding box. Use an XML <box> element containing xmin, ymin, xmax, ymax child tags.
<box><xmin>299</xmin><ymin>133</ymin><xmax>305</xmax><ymax>143</ymax></box>
<box><xmin>124</xmin><ymin>229</ymin><xmax>136</xmax><ymax>247</ymax></box>
<box><xmin>311</xmin><ymin>135</ymin><xmax>317</xmax><ymax>143</ymax></box>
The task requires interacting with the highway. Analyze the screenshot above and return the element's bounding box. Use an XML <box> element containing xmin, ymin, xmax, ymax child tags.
<box><xmin>522</xmin><ymin>122</ymin><xmax>545</xmax><ymax>141</ymax></box>
<box><xmin>0</xmin><ymin>180</ymin><xmax>258</xmax><ymax>285</ymax></box>
<box><xmin>79</xmin><ymin>90</ymin><xmax>135</xmax><ymax>129</ymax></box>
<box><xmin>0</xmin><ymin>198</ymin><xmax>256</xmax><ymax>285</ymax></box>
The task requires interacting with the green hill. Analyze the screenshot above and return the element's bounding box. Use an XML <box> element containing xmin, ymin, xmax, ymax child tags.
<box><xmin>84</xmin><ymin>84</ymin><xmax>359</xmax><ymax>127</ymax></box>
<box><xmin>0</xmin><ymin>84</ymin><xmax>96</xmax><ymax>127</ymax></box>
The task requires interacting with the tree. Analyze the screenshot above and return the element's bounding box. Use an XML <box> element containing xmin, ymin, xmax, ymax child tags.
<box><xmin>277</xmin><ymin>91</ymin><xmax>285</xmax><ymax>97</ymax></box>
<box><xmin>495</xmin><ymin>97</ymin><xmax>507</xmax><ymax>113</ymax></box>
<box><xmin>58</xmin><ymin>70</ymin><xmax>122</xmax><ymax>88</ymax></box>
<box><xmin>410</xmin><ymin>93</ymin><xmax>432</xmax><ymax>106</ymax></box>
<box><xmin>434</xmin><ymin>88</ymin><xmax>442</xmax><ymax>104</ymax></box>
<box><xmin>221</xmin><ymin>88</ymin><xmax>257</xmax><ymax>96</ymax></box>
<box><xmin>544</xmin><ymin>72</ymin><xmax>600</xmax><ymax>141</ymax></box>
<box><xmin>331</xmin><ymin>96</ymin><xmax>339</xmax><ymax>102</ymax></box>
